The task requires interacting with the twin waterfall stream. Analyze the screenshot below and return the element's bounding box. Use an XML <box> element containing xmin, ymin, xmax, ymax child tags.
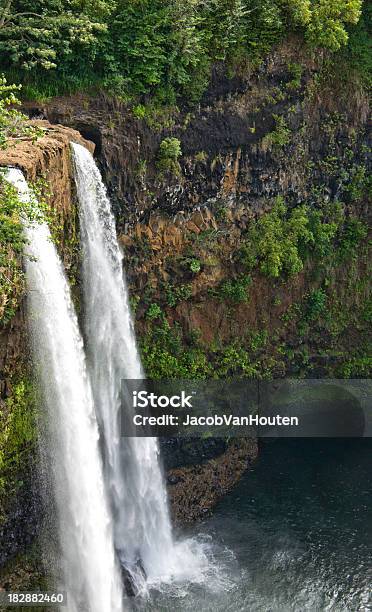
<box><xmin>5</xmin><ymin>144</ymin><xmax>209</xmax><ymax>611</ymax></box>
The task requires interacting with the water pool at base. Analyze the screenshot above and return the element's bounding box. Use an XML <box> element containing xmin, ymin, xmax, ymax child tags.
<box><xmin>135</xmin><ymin>439</ymin><xmax>372</xmax><ymax>612</ymax></box>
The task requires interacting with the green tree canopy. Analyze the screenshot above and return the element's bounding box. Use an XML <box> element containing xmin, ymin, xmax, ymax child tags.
<box><xmin>306</xmin><ymin>0</ymin><xmax>362</xmax><ymax>50</ymax></box>
<box><xmin>0</xmin><ymin>0</ymin><xmax>366</xmax><ymax>99</ymax></box>
<box><xmin>0</xmin><ymin>0</ymin><xmax>110</xmax><ymax>70</ymax></box>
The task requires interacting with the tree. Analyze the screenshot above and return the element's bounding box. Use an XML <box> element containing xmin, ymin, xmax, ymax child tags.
<box><xmin>200</xmin><ymin>0</ymin><xmax>248</xmax><ymax>60</ymax></box>
<box><xmin>0</xmin><ymin>0</ymin><xmax>365</xmax><ymax>99</ymax></box>
<box><xmin>110</xmin><ymin>0</ymin><xmax>206</xmax><ymax>98</ymax></box>
<box><xmin>281</xmin><ymin>0</ymin><xmax>362</xmax><ymax>50</ymax></box>
<box><xmin>306</xmin><ymin>0</ymin><xmax>362</xmax><ymax>50</ymax></box>
<box><xmin>0</xmin><ymin>0</ymin><xmax>109</xmax><ymax>70</ymax></box>
<box><xmin>282</xmin><ymin>0</ymin><xmax>311</xmax><ymax>26</ymax></box>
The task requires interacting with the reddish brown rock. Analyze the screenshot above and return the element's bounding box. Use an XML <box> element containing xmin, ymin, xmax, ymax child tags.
<box><xmin>167</xmin><ymin>438</ymin><xmax>258</xmax><ymax>524</ymax></box>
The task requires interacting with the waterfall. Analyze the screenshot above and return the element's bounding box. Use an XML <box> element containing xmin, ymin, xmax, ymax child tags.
<box><xmin>71</xmin><ymin>143</ymin><xmax>175</xmax><ymax>588</ymax></box>
<box><xmin>4</xmin><ymin>169</ymin><xmax>124</xmax><ymax>612</ymax></box>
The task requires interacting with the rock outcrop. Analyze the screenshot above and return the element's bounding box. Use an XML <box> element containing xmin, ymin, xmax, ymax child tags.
<box><xmin>167</xmin><ymin>438</ymin><xmax>258</xmax><ymax>524</ymax></box>
<box><xmin>21</xmin><ymin>39</ymin><xmax>370</xmax><ymax>382</ymax></box>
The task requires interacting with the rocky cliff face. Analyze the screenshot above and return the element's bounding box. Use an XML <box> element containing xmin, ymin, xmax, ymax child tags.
<box><xmin>26</xmin><ymin>38</ymin><xmax>370</xmax><ymax>381</ymax></box>
<box><xmin>29</xmin><ymin>39</ymin><xmax>369</xmax><ymax>222</ymax></box>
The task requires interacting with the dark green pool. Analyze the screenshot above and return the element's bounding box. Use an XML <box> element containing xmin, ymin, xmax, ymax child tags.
<box><xmin>136</xmin><ymin>439</ymin><xmax>372</xmax><ymax>612</ymax></box>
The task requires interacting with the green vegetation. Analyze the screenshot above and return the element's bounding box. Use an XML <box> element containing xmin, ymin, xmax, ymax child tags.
<box><xmin>139</xmin><ymin>307</ymin><xmax>294</xmax><ymax>379</ymax></box>
<box><xmin>337</xmin><ymin>217</ymin><xmax>368</xmax><ymax>261</ymax></box>
<box><xmin>0</xmin><ymin>378</ymin><xmax>36</xmax><ymax>502</ymax></box>
<box><xmin>164</xmin><ymin>282</ymin><xmax>192</xmax><ymax>307</ymax></box>
<box><xmin>286</xmin><ymin>62</ymin><xmax>303</xmax><ymax>90</ymax></box>
<box><xmin>0</xmin><ymin>75</ymin><xmax>42</xmax><ymax>147</ymax></box>
<box><xmin>239</xmin><ymin>197</ymin><xmax>313</xmax><ymax>277</ymax></box>
<box><xmin>187</xmin><ymin>258</ymin><xmax>202</xmax><ymax>274</ymax></box>
<box><xmin>304</xmin><ymin>288</ymin><xmax>327</xmax><ymax>321</ymax></box>
<box><xmin>139</xmin><ymin>243</ymin><xmax>371</xmax><ymax>380</ymax></box>
<box><xmin>140</xmin><ymin>315</ymin><xmax>270</xmax><ymax>380</ymax></box>
<box><xmin>0</xmin><ymin>0</ymin><xmax>107</xmax><ymax>72</ymax></box>
<box><xmin>141</xmin><ymin>317</ymin><xmax>211</xmax><ymax>379</ymax></box>
<box><xmin>262</xmin><ymin>115</ymin><xmax>291</xmax><ymax>149</ymax></box>
<box><xmin>146</xmin><ymin>303</ymin><xmax>163</xmax><ymax>321</ymax></box>
<box><xmin>305</xmin><ymin>0</ymin><xmax>362</xmax><ymax>51</ymax></box>
<box><xmin>238</xmin><ymin>197</ymin><xmax>368</xmax><ymax>279</ymax></box>
<box><xmin>346</xmin><ymin>1</ymin><xmax>371</xmax><ymax>87</ymax></box>
<box><xmin>337</xmin><ymin>356</ymin><xmax>372</xmax><ymax>377</ymax></box>
<box><xmin>214</xmin><ymin>274</ymin><xmax>252</xmax><ymax>304</ymax></box>
<box><xmin>156</xmin><ymin>137</ymin><xmax>182</xmax><ymax>176</ymax></box>
<box><xmin>0</xmin><ymin>0</ymin><xmax>366</xmax><ymax>102</ymax></box>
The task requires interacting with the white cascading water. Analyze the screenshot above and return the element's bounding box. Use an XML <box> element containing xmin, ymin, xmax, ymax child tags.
<box><xmin>71</xmin><ymin>143</ymin><xmax>176</xmax><ymax>587</ymax></box>
<box><xmin>71</xmin><ymin>144</ymin><xmax>218</xmax><ymax>596</ymax></box>
<box><xmin>5</xmin><ymin>168</ymin><xmax>124</xmax><ymax>612</ymax></box>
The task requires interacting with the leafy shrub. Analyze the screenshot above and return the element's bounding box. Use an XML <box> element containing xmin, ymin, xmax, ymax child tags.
<box><xmin>337</xmin><ymin>218</ymin><xmax>368</xmax><ymax>261</ymax></box>
<box><xmin>239</xmin><ymin>196</ymin><xmax>366</xmax><ymax>279</ymax></box>
<box><xmin>132</xmin><ymin>104</ymin><xmax>147</xmax><ymax>120</ymax></box>
<box><xmin>306</xmin><ymin>202</ymin><xmax>344</xmax><ymax>258</ymax></box>
<box><xmin>157</xmin><ymin>137</ymin><xmax>182</xmax><ymax>175</ymax></box>
<box><xmin>344</xmin><ymin>166</ymin><xmax>369</xmax><ymax>203</ymax></box>
<box><xmin>189</xmin><ymin>258</ymin><xmax>201</xmax><ymax>274</ymax></box>
<box><xmin>286</xmin><ymin>62</ymin><xmax>303</xmax><ymax>89</ymax></box>
<box><xmin>146</xmin><ymin>303</ymin><xmax>163</xmax><ymax>320</ymax></box>
<box><xmin>181</xmin><ymin>257</ymin><xmax>201</xmax><ymax>274</ymax></box>
<box><xmin>140</xmin><ymin>318</ymin><xmax>211</xmax><ymax>379</ymax></box>
<box><xmin>305</xmin><ymin>288</ymin><xmax>327</xmax><ymax>321</ymax></box>
<box><xmin>214</xmin><ymin>343</ymin><xmax>259</xmax><ymax>377</ymax></box>
<box><xmin>361</xmin><ymin>298</ymin><xmax>372</xmax><ymax>323</ymax></box>
<box><xmin>337</xmin><ymin>356</ymin><xmax>372</xmax><ymax>378</ymax></box>
<box><xmin>239</xmin><ymin>198</ymin><xmax>313</xmax><ymax>278</ymax></box>
<box><xmin>194</xmin><ymin>151</ymin><xmax>208</xmax><ymax>163</ymax></box>
<box><xmin>262</xmin><ymin>115</ymin><xmax>291</xmax><ymax>149</ymax></box>
<box><xmin>305</xmin><ymin>0</ymin><xmax>362</xmax><ymax>51</ymax></box>
<box><xmin>217</xmin><ymin>275</ymin><xmax>252</xmax><ymax>303</ymax></box>
<box><xmin>165</xmin><ymin>283</ymin><xmax>192</xmax><ymax>307</ymax></box>
<box><xmin>346</xmin><ymin>1</ymin><xmax>372</xmax><ymax>88</ymax></box>
<box><xmin>159</xmin><ymin>137</ymin><xmax>182</xmax><ymax>160</ymax></box>
<box><xmin>129</xmin><ymin>294</ymin><xmax>140</xmax><ymax>314</ymax></box>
